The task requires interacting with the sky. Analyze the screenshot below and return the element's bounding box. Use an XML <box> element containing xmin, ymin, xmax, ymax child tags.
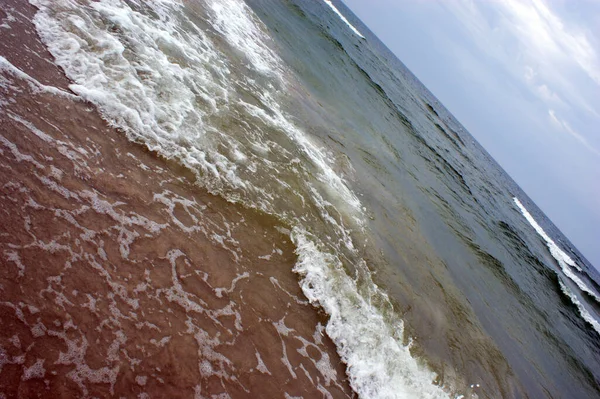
<box><xmin>341</xmin><ymin>0</ymin><xmax>600</xmax><ymax>269</ymax></box>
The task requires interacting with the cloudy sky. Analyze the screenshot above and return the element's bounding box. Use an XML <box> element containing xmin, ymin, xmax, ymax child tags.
<box><xmin>342</xmin><ymin>0</ymin><xmax>600</xmax><ymax>269</ymax></box>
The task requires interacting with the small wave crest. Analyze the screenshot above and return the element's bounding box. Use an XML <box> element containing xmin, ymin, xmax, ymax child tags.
<box><xmin>322</xmin><ymin>0</ymin><xmax>365</xmax><ymax>39</ymax></box>
<box><xmin>292</xmin><ymin>229</ymin><xmax>451</xmax><ymax>399</ymax></box>
<box><xmin>513</xmin><ymin>197</ymin><xmax>600</xmax><ymax>335</ymax></box>
<box><xmin>558</xmin><ymin>281</ymin><xmax>600</xmax><ymax>335</ymax></box>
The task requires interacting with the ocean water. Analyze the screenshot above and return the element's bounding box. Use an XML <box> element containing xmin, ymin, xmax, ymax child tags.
<box><xmin>27</xmin><ymin>0</ymin><xmax>600</xmax><ymax>397</ymax></box>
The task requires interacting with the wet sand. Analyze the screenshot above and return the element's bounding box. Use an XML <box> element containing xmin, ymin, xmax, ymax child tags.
<box><xmin>0</xmin><ymin>1</ymin><xmax>355</xmax><ymax>397</ymax></box>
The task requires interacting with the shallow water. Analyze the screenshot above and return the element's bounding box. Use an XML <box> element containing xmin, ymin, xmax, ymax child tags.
<box><xmin>2</xmin><ymin>0</ymin><xmax>599</xmax><ymax>397</ymax></box>
<box><xmin>0</xmin><ymin>3</ymin><xmax>355</xmax><ymax>396</ymax></box>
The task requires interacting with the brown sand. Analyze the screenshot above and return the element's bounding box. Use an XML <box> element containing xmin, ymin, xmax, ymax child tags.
<box><xmin>0</xmin><ymin>1</ymin><xmax>355</xmax><ymax>397</ymax></box>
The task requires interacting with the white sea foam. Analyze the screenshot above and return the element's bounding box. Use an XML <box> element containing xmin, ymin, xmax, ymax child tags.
<box><xmin>322</xmin><ymin>0</ymin><xmax>365</xmax><ymax>39</ymax></box>
<box><xmin>513</xmin><ymin>198</ymin><xmax>599</xmax><ymax>303</ymax></box>
<box><xmin>558</xmin><ymin>281</ymin><xmax>600</xmax><ymax>336</ymax></box>
<box><xmin>292</xmin><ymin>229</ymin><xmax>450</xmax><ymax>399</ymax></box>
<box><xmin>239</xmin><ymin>93</ymin><xmax>363</xmax><ymax>217</ymax></box>
<box><xmin>30</xmin><ymin>0</ymin><xmax>361</xmax><ymax>233</ymax></box>
<box><xmin>30</xmin><ymin>0</ymin><xmax>361</xmax><ymax>224</ymax></box>
<box><xmin>0</xmin><ymin>55</ymin><xmax>78</xmax><ymax>99</ymax></box>
<box><xmin>205</xmin><ymin>0</ymin><xmax>365</xmax><ymax>226</ymax></box>
<box><xmin>30</xmin><ymin>0</ymin><xmax>242</xmax><ymax>190</ymax></box>
<box><xmin>207</xmin><ymin>0</ymin><xmax>283</xmax><ymax>78</ymax></box>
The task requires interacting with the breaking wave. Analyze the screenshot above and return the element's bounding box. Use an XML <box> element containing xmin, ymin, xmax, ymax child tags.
<box><xmin>513</xmin><ymin>197</ymin><xmax>600</xmax><ymax>335</ymax></box>
<box><xmin>322</xmin><ymin>0</ymin><xmax>365</xmax><ymax>39</ymax></box>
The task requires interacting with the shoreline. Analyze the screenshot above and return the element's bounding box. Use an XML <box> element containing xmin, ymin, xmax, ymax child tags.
<box><xmin>0</xmin><ymin>1</ymin><xmax>355</xmax><ymax>397</ymax></box>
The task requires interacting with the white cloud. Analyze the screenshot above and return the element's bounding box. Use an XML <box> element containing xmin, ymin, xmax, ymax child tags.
<box><xmin>548</xmin><ymin>109</ymin><xmax>600</xmax><ymax>156</ymax></box>
<box><xmin>440</xmin><ymin>0</ymin><xmax>599</xmax><ymax>150</ymax></box>
<box><xmin>498</xmin><ymin>0</ymin><xmax>600</xmax><ymax>85</ymax></box>
<box><xmin>536</xmin><ymin>84</ymin><xmax>565</xmax><ymax>106</ymax></box>
<box><xmin>523</xmin><ymin>65</ymin><xmax>536</xmax><ymax>82</ymax></box>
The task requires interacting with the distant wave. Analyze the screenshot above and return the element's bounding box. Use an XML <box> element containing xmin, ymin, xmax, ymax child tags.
<box><xmin>513</xmin><ymin>197</ymin><xmax>600</xmax><ymax>335</ymax></box>
<box><xmin>322</xmin><ymin>0</ymin><xmax>365</xmax><ymax>39</ymax></box>
<box><xmin>558</xmin><ymin>281</ymin><xmax>600</xmax><ymax>336</ymax></box>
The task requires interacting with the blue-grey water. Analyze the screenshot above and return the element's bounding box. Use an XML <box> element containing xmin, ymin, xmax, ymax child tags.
<box><xmin>27</xmin><ymin>0</ymin><xmax>600</xmax><ymax>397</ymax></box>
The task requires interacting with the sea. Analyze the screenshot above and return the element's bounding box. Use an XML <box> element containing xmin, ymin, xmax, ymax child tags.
<box><xmin>7</xmin><ymin>0</ymin><xmax>600</xmax><ymax>397</ymax></box>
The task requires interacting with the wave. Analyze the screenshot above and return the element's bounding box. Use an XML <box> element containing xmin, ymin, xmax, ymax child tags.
<box><xmin>322</xmin><ymin>0</ymin><xmax>365</xmax><ymax>39</ymax></box>
<box><xmin>513</xmin><ymin>198</ymin><xmax>600</xmax><ymax>302</ymax></box>
<box><xmin>293</xmin><ymin>229</ymin><xmax>450</xmax><ymax>399</ymax></box>
<box><xmin>30</xmin><ymin>0</ymin><xmax>453</xmax><ymax>397</ymax></box>
<box><xmin>558</xmin><ymin>281</ymin><xmax>600</xmax><ymax>336</ymax></box>
<box><xmin>513</xmin><ymin>197</ymin><xmax>600</xmax><ymax>334</ymax></box>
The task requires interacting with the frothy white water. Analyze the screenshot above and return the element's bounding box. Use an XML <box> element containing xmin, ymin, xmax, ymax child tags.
<box><xmin>513</xmin><ymin>197</ymin><xmax>600</xmax><ymax>334</ymax></box>
<box><xmin>30</xmin><ymin>0</ymin><xmax>245</xmax><ymax>190</ymax></box>
<box><xmin>292</xmin><ymin>229</ymin><xmax>450</xmax><ymax>399</ymax></box>
<box><xmin>558</xmin><ymin>281</ymin><xmax>600</xmax><ymax>336</ymax></box>
<box><xmin>0</xmin><ymin>55</ymin><xmax>78</xmax><ymax>100</ymax></box>
<box><xmin>322</xmin><ymin>0</ymin><xmax>365</xmax><ymax>39</ymax></box>
<box><xmin>31</xmin><ymin>0</ymin><xmax>362</xmax><ymax>221</ymax></box>
<box><xmin>513</xmin><ymin>198</ymin><xmax>581</xmax><ymax>269</ymax></box>
<box><xmin>513</xmin><ymin>198</ymin><xmax>599</xmax><ymax>302</ymax></box>
<box><xmin>207</xmin><ymin>0</ymin><xmax>283</xmax><ymax>78</ymax></box>
<box><xmin>31</xmin><ymin>0</ymin><xmax>454</xmax><ymax>396</ymax></box>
